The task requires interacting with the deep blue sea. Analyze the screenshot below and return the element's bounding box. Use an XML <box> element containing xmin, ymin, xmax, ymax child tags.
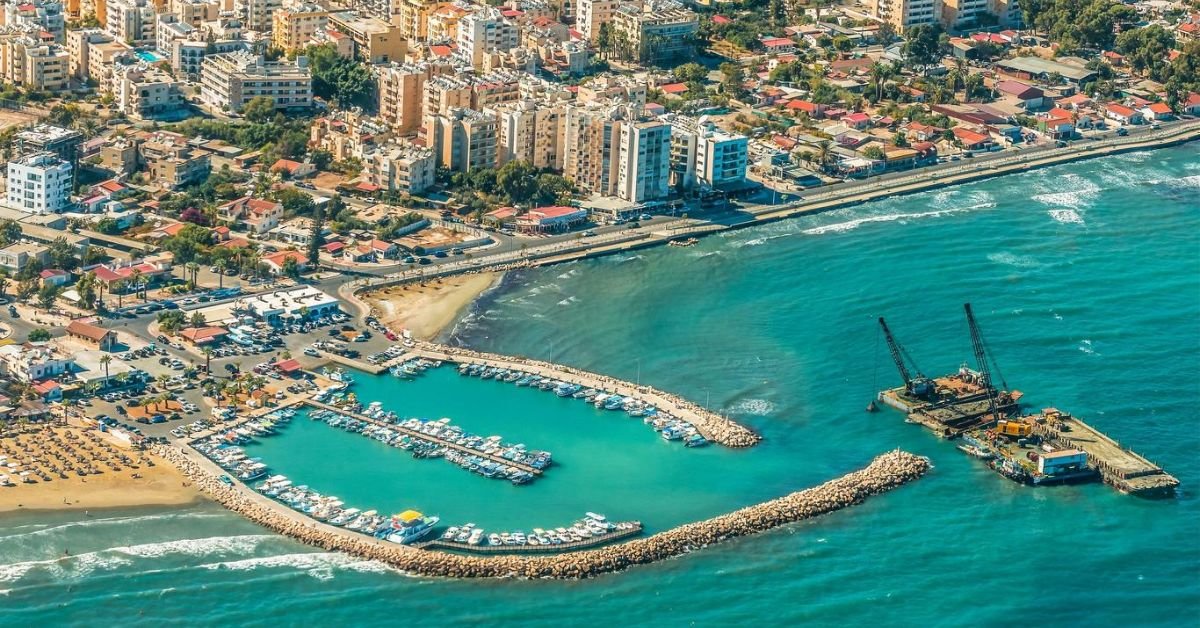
<box><xmin>2</xmin><ymin>145</ymin><xmax>1197</xmax><ymax>626</ymax></box>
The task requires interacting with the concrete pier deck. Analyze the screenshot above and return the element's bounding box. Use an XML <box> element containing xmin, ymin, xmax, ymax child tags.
<box><xmin>303</xmin><ymin>398</ymin><xmax>545</xmax><ymax>476</ymax></box>
<box><xmin>1033</xmin><ymin>412</ymin><xmax>1178</xmax><ymax>497</ymax></box>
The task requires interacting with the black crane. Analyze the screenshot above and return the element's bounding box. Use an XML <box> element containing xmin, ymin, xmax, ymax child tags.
<box><xmin>878</xmin><ymin>317</ymin><xmax>935</xmax><ymax>399</ymax></box>
<box><xmin>963</xmin><ymin>303</ymin><xmax>1005</xmax><ymax>420</ymax></box>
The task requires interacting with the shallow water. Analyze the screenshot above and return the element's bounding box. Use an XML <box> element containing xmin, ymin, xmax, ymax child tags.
<box><xmin>2</xmin><ymin>145</ymin><xmax>1198</xmax><ymax>626</ymax></box>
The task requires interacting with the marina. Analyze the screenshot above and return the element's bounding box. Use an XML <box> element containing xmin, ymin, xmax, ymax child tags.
<box><xmin>418</xmin><ymin>514</ymin><xmax>644</xmax><ymax>554</ymax></box>
<box><xmin>876</xmin><ymin>305</ymin><xmax>1178</xmax><ymax>497</ymax></box>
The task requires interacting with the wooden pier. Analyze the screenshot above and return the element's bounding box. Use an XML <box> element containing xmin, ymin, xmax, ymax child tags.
<box><xmin>302</xmin><ymin>398</ymin><xmax>544</xmax><ymax>476</ymax></box>
<box><xmin>415</xmin><ymin>523</ymin><xmax>643</xmax><ymax>554</ymax></box>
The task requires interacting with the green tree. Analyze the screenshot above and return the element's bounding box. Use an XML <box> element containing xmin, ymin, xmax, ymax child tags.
<box><xmin>282</xmin><ymin>256</ymin><xmax>301</xmax><ymax>281</ymax></box>
<box><xmin>901</xmin><ymin>24</ymin><xmax>944</xmax><ymax>73</ymax></box>
<box><xmin>36</xmin><ymin>284</ymin><xmax>59</xmax><ymax>310</ymax></box>
<box><xmin>302</xmin><ymin>44</ymin><xmax>376</xmax><ymax>109</ymax></box>
<box><xmin>307</xmin><ymin>204</ymin><xmax>325</xmax><ymax>265</ymax></box>
<box><xmin>242</xmin><ymin>96</ymin><xmax>276</xmax><ymax>123</ymax></box>
<box><xmin>157</xmin><ymin>310</ymin><xmax>187</xmax><ymax>334</ymax></box>
<box><xmin>27</xmin><ymin>328</ymin><xmax>51</xmax><ymax>342</ymax></box>
<box><xmin>862</xmin><ymin>145</ymin><xmax>886</xmax><ymax>160</ymax></box>
<box><xmin>496</xmin><ymin>160</ymin><xmax>539</xmax><ymax>205</ymax></box>
<box><xmin>0</xmin><ymin>220</ymin><xmax>21</xmax><ymax>247</ymax></box>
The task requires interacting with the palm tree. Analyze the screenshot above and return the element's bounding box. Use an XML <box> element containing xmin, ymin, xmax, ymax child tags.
<box><xmin>0</xmin><ymin>269</ymin><xmax>10</xmax><ymax>297</ymax></box>
<box><xmin>214</xmin><ymin>259</ymin><xmax>227</xmax><ymax>289</ymax></box>
<box><xmin>870</xmin><ymin>62</ymin><xmax>894</xmax><ymax>102</ymax></box>
<box><xmin>99</xmin><ymin>355</ymin><xmax>112</xmax><ymax>383</ymax></box>
<box><xmin>184</xmin><ymin>262</ymin><xmax>200</xmax><ymax>289</ymax></box>
<box><xmin>813</xmin><ymin>140</ymin><xmax>833</xmax><ymax>172</ymax></box>
<box><xmin>202</xmin><ymin>347</ymin><xmax>212</xmax><ymax>374</ymax></box>
<box><xmin>129</xmin><ymin>269</ymin><xmax>144</xmax><ymax>301</ymax></box>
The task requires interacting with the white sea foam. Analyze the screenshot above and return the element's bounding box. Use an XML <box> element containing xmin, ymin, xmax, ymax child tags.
<box><xmin>613</xmin><ymin>254</ymin><xmax>643</xmax><ymax>263</ymax></box>
<box><xmin>987</xmin><ymin>252</ymin><xmax>1041</xmax><ymax>269</ymax></box>
<box><xmin>1078</xmin><ymin>339</ymin><xmax>1097</xmax><ymax>356</ymax></box>
<box><xmin>110</xmin><ymin>534</ymin><xmax>275</xmax><ymax>559</ymax></box>
<box><xmin>1047</xmin><ymin>209</ymin><xmax>1085</xmax><ymax>224</ymax></box>
<box><xmin>803</xmin><ymin>204</ymin><xmax>992</xmax><ymax>236</ymax></box>
<box><xmin>556</xmin><ymin>296</ymin><xmax>579</xmax><ymax>307</ymax></box>
<box><xmin>1</xmin><ymin>512</ymin><xmax>229</xmax><ymax>541</ymax></box>
<box><xmin>199</xmin><ymin>551</ymin><xmax>391</xmax><ymax>580</ymax></box>
<box><xmin>728</xmin><ymin>398</ymin><xmax>775</xmax><ymax>416</ymax></box>
<box><xmin>1032</xmin><ymin>173</ymin><xmax>1101</xmax><ymax>210</ymax></box>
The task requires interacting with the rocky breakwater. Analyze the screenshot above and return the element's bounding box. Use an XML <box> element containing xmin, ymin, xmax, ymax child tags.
<box><xmin>157</xmin><ymin>444</ymin><xmax>929</xmax><ymax>580</ymax></box>
<box><xmin>415</xmin><ymin>342</ymin><xmax>763</xmax><ymax>448</ymax></box>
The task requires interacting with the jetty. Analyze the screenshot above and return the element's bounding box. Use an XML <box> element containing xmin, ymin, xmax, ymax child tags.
<box><xmin>415</xmin><ymin>523</ymin><xmax>644</xmax><ymax>555</ymax></box>
<box><xmin>303</xmin><ymin>398</ymin><xmax>544</xmax><ymax>476</ymax></box>
<box><xmin>157</xmin><ymin>443</ymin><xmax>930</xmax><ymax>579</ymax></box>
<box><xmin>1031</xmin><ymin>409</ymin><xmax>1179</xmax><ymax>497</ymax></box>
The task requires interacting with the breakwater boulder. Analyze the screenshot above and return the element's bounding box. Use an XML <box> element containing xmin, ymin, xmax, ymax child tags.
<box><xmin>156</xmin><ymin>445</ymin><xmax>928</xmax><ymax>580</ymax></box>
<box><xmin>413</xmin><ymin>342</ymin><xmax>764</xmax><ymax>448</ymax></box>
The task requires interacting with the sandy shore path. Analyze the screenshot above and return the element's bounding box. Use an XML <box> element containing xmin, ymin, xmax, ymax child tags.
<box><xmin>364</xmin><ymin>272</ymin><xmax>497</xmax><ymax>340</ymax></box>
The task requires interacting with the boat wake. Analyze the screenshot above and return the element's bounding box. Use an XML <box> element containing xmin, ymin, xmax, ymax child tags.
<box><xmin>803</xmin><ymin>204</ymin><xmax>990</xmax><ymax>236</ymax></box>
<box><xmin>1047</xmin><ymin>209</ymin><xmax>1085</xmax><ymax>224</ymax></box>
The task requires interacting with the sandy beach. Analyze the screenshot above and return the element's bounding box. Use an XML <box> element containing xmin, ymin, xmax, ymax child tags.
<box><xmin>0</xmin><ymin>427</ymin><xmax>202</xmax><ymax>514</ymax></box>
<box><xmin>365</xmin><ymin>272</ymin><xmax>497</xmax><ymax>340</ymax></box>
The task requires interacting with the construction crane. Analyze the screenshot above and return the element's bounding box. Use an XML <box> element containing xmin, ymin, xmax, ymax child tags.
<box><xmin>878</xmin><ymin>317</ymin><xmax>935</xmax><ymax>399</ymax></box>
<box><xmin>963</xmin><ymin>303</ymin><xmax>1003</xmax><ymax>420</ymax></box>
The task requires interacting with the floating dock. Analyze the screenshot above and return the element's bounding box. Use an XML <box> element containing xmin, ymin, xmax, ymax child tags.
<box><xmin>416</xmin><ymin>523</ymin><xmax>644</xmax><ymax>555</ymax></box>
<box><xmin>303</xmin><ymin>399</ymin><xmax>544</xmax><ymax>477</ymax></box>
<box><xmin>1030</xmin><ymin>409</ymin><xmax>1179</xmax><ymax>497</ymax></box>
<box><xmin>877</xmin><ymin>375</ymin><xmax>1021</xmax><ymax>438</ymax></box>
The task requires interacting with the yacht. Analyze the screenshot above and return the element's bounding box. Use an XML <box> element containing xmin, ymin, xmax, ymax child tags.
<box><xmin>384</xmin><ymin>510</ymin><xmax>440</xmax><ymax>544</ymax></box>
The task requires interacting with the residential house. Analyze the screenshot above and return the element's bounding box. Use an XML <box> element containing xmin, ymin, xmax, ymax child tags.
<box><xmin>1140</xmin><ymin>102</ymin><xmax>1173</xmax><ymax>121</ymax></box>
<box><xmin>261</xmin><ymin>250</ymin><xmax>309</xmax><ymax>275</ymax></box>
<box><xmin>217</xmin><ymin>196</ymin><xmax>284</xmax><ymax>235</ymax></box>
<box><xmin>1183</xmin><ymin>93</ymin><xmax>1200</xmax><ymax>116</ymax></box>
<box><xmin>951</xmin><ymin>126</ymin><xmax>993</xmax><ymax>151</ymax></box>
<box><xmin>1104</xmin><ymin>103</ymin><xmax>1143</xmax><ymax>125</ymax></box>
<box><xmin>995</xmin><ymin>80</ymin><xmax>1044</xmax><ymax>110</ymax></box>
<box><xmin>0</xmin><ymin>242</ymin><xmax>50</xmax><ymax>272</ymax></box>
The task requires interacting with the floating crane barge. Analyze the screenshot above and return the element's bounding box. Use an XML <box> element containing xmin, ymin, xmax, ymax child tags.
<box><xmin>876</xmin><ymin>304</ymin><xmax>1178</xmax><ymax>498</ymax></box>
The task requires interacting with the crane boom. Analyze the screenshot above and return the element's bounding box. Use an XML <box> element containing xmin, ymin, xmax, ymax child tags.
<box><xmin>879</xmin><ymin>317</ymin><xmax>934</xmax><ymax>398</ymax></box>
<box><xmin>963</xmin><ymin>303</ymin><xmax>998</xmax><ymax>418</ymax></box>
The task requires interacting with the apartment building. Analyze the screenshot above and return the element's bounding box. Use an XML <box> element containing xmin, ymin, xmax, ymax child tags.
<box><xmin>235</xmin><ymin>0</ymin><xmax>280</xmax><ymax>32</ymax></box>
<box><xmin>113</xmin><ymin>63</ymin><xmax>185</xmax><ymax>119</ymax></box>
<box><xmin>0</xmin><ymin>34</ymin><xmax>70</xmax><ymax>91</ymax></box>
<box><xmin>139</xmin><ymin>131</ymin><xmax>211</xmax><ymax>188</ymax></box>
<box><xmin>200</xmin><ymin>50</ymin><xmax>312</xmax><ymax>112</ymax></box>
<box><xmin>272</xmin><ymin>4</ymin><xmax>328</xmax><ymax>54</ymax></box>
<box><xmin>424</xmin><ymin>107</ymin><xmax>497</xmax><ymax>173</ymax></box>
<box><xmin>575</xmin><ymin>0</ymin><xmax>616</xmax><ymax>42</ymax></box>
<box><xmin>310</xmin><ymin>111</ymin><xmax>393</xmax><ymax>161</ymax></box>
<box><xmin>363</xmin><ymin>141</ymin><xmax>436</xmax><ymax>194</ymax></box>
<box><xmin>870</xmin><ymin>0</ymin><xmax>940</xmax><ymax>32</ymax></box>
<box><xmin>563</xmin><ymin>100</ymin><xmax>624</xmax><ymax>199</ymax></box>
<box><xmin>576</xmin><ymin>73</ymin><xmax>646</xmax><ymax>107</ymax></box>
<box><xmin>940</xmin><ymin>0</ymin><xmax>988</xmax><ymax>30</ymax></box>
<box><xmin>395</xmin><ymin>0</ymin><xmax>434</xmax><ymax>40</ymax></box>
<box><xmin>13</xmin><ymin>124</ymin><xmax>82</xmax><ymax>170</ymax></box>
<box><xmin>327</xmin><ymin>11</ymin><xmax>406</xmax><ymax>63</ymax></box>
<box><xmin>171</xmin><ymin>0</ymin><xmax>220</xmax><ymax>28</ymax></box>
<box><xmin>106</xmin><ymin>0</ymin><xmax>156</xmax><ymax>46</ymax></box>
<box><xmin>3</xmin><ymin>0</ymin><xmax>65</xmax><ymax>43</ymax></box>
<box><xmin>426</xmin><ymin>1</ymin><xmax>469</xmax><ymax>41</ymax></box>
<box><xmin>456</xmin><ymin>6</ymin><xmax>517</xmax><ymax>67</ymax></box>
<box><xmin>6</xmin><ymin>152</ymin><xmax>72</xmax><ymax>214</ymax></box>
<box><xmin>171</xmin><ymin>27</ymin><xmax>246</xmax><ymax>81</ymax></box>
<box><xmin>616</xmin><ymin>118</ymin><xmax>670</xmax><ymax>203</ymax></box>
<box><xmin>376</xmin><ymin>62</ymin><xmax>433</xmax><ymax>135</ymax></box>
<box><xmin>663</xmin><ymin>114</ymin><xmax>747</xmax><ymax>191</ymax></box>
<box><xmin>155</xmin><ymin>13</ymin><xmax>193</xmax><ymax>59</ymax></box>
<box><xmin>488</xmin><ymin>98</ymin><xmax>564</xmax><ymax>170</ymax></box>
<box><xmin>612</xmin><ymin>0</ymin><xmax>697</xmax><ymax>65</ymax></box>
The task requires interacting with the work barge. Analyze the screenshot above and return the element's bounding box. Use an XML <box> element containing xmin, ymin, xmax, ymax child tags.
<box><xmin>875</xmin><ymin>304</ymin><xmax>1178</xmax><ymax>498</ymax></box>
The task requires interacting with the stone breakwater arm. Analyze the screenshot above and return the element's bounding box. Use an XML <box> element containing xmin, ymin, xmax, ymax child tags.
<box><xmin>156</xmin><ymin>445</ymin><xmax>929</xmax><ymax>580</ymax></box>
<box><xmin>410</xmin><ymin>342</ymin><xmax>764</xmax><ymax>448</ymax></box>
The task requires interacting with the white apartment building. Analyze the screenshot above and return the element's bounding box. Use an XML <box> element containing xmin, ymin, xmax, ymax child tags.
<box><xmin>6</xmin><ymin>152</ymin><xmax>73</xmax><ymax>214</ymax></box>
<box><xmin>664</xmin><ymin>114</ymin><xmax>747</xmax><ymax>191</ymax></box>
<box><xmin>200</xmin><ymin>51</ymin><xmax>313</xmax><ymax>112</ymax></box>
<box><xmin>113</xmin><ymin>63</ymin><xmax>185</xmax><ymax>119</ymax></box>
<box><xmin>616</xmin><ymin>118</ymin><xmax>670</xmax><ymax>203</ymax></box>
<box><xmin>173</xmin><ymin>37</ymin><xmax>245</xmax><ymax>81</ymax></box>
<box><xmin>171</xmin><ymin>0</ymin><xmax>221</xmax><ymax>28</ymax></box>
<box><xmin>0</xmin><ymin>342</ymin><xmax>74</xmax><ymax>383</ymax></box>
<box><xmin>3</xmin><ymin>0</ymin><xmax>65</xmax><ymax>43</ymax></box>
<box><xmin>155</xmin><ymin>13</ymin><xmax>193</xmax><ymax>59</ymax></box>
<box><xmin>106</xmin><ymin>0</ymin><xmax>157</xmax><ymax>46</ymax></box>
<box><xmin>456</xmin><ymin>6</ymin><xmax>517</xmax><ymax>67</ymax></box>
<box><xmin>364</xmin><ymin>141</ymin><xmax>437</xmax><ymax>194</ymax></box>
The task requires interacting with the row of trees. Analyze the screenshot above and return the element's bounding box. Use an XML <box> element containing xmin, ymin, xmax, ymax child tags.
<box><xmin>1022</xmin><ymin>0</ymin><xmax>1137</xmax><ymax>54</ymax></box>
<box><xmin>444</xmin><ymin>160</ymin><xmax>575</xmax><ymax>216</ymax></box>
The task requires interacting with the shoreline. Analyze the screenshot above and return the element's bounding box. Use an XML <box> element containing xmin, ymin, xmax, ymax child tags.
<box><xmin>363</xmin><ymin>272</ymin><xmax>498</xmax><ymax>340</ymax></box>
<box><xmin>349</xmin><ymin>125</ymin><xmax>1200</xmax><ymax>298</ymax></box>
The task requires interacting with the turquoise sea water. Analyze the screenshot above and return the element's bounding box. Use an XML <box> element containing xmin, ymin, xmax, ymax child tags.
<box><xmin>2</xmin><ymin>146</ymin><xmax>1198</xmax><ymax>625</ymax></box>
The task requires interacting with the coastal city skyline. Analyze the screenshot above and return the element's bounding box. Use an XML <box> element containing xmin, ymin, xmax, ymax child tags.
<box><xmin>0</xmin><ymin>0</ymin><xmax>1197</xmax><ymax>622</ymax></box>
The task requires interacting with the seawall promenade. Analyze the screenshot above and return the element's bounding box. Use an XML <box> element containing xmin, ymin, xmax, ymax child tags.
<box><xmin>156</xmin><ymin>444</ymin><xmax>929</xmax><ymax>579</ymax></box>
<box><xmin>345</xmin><ymin>121</ymin><xmax>1200</xmax><ymax>302</ymax></box>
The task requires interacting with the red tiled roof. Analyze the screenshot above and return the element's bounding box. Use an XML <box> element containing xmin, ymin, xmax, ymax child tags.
<box><xmin>32</xmin><ymin>380</ymin><xmax>60</xmax><ymax>394</ymax></box>
<box><xmin>273</xmin><ymin>358</ymin><xmax>302</xmax><ymax>373</ymax></box>
<box><xmin>66</xmin><ymin>320</ymin><xmax>111</xmax><ymax>342</ymax></box>
<box><xmin>180</xmin><ymin>326</ymin><xmax>227</xmax><ymax>344</ymax></box>
<box><xmin>1106</xmin><ymin>103</ymin><xmax>1137</xmax><ymax>117</ymax></box>
<box><xmin>531</xmin><ymin>206</ymin><xmax>581</xmax><ymax>219</ymax></box>
<box><xmin>952</xmin><ymin>127</ymin><xmax>990</xmax><ymax>145</ymax></box>
<box><xmin>430</xmin><ymin>45</ymin><xmax>453</xmax><ymax>57</ymax></box>
<box><xmin>761</xmin><ymin>37</ymin><xmax>795</xmax><ymax>48</ymax></box>
<box><xmin>1146</xmin><ymin>102</ymin><xmax>1172</xmax><ymax>114</ymax></box>
<box><xmin>712</xmin><ymin>14</ymin><xmax>732</xmax><ymax>24</ymax></box>
<box><xmin>660</xmin><ymin>82</ymin><xmax>689</xmax><ymax>94</ymax></box>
